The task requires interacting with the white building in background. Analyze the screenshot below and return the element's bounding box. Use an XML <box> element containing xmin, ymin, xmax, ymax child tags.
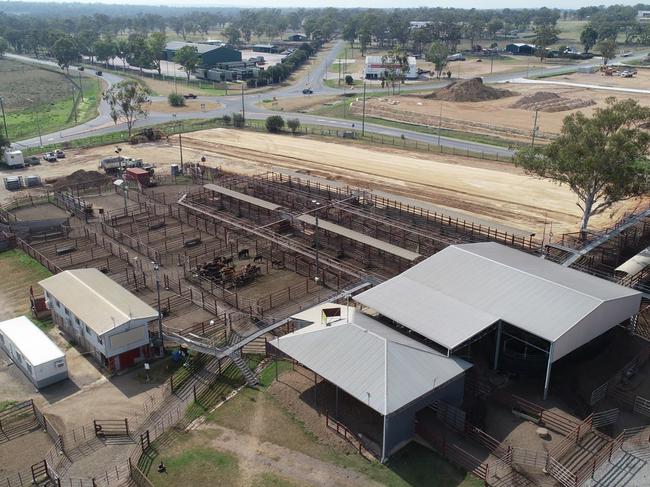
<box><xmin>638</xmin><ymin>10</ymin><xmax>650</xmax><ymax>21</ymax></box>
<box><xmin>40</xmin><ymin>269</ymin><xmax>158</xmax><ymax>372</ymax></box>
<box><xmin>363</xmin><ymin>56</ymin><xmax>418</xmax><ymax>80</ymax></box>
<box><xmin>0</xmin><ymin>316</ymin><xmax>68</xmax><ymax>389</ymax></box>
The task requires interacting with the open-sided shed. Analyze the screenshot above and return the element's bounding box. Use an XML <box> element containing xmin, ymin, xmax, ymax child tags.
<box><xmin>271</xmin><ymin>303</ymin><xmax>471</xmax><ymax>461</ymax></box>
<box><xmin>355</xmin><ymin>242</ymin><xmax>642</xmax><ymax>399</ymax></box>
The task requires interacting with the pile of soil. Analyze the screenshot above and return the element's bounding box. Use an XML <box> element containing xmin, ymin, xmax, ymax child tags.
<box><xmin>511</xmin><ymin>91</ymin><xmax>596</xmax><ymax>112</ymax></box>
<box><xmin>52</xmin><ymin>170</ymin><xmax>110</xmax><ymax>190</ymax></box>
<box><xmin>426</xmin><ymin>78</ymin><xmax>515</xmax><ymax>102</ymax></box>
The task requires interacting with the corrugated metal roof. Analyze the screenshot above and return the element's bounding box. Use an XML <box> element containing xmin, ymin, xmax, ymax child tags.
<box><xmin>297</xmin><ymin>214</ymin><xmax>421</xmax><ymax>261</ymax></box>
<box><xmin>0</xmin><ymin>316</ymin><xmax>65</xmax><ymax>366</ymax></box>
<box><xmin>615</xmin><ymin>247</ymin><xmax>650</xmax><ymax>276</ymax></box>
<box><xmin>165</xmin><ymin>41</ymin><xmax>222</xmax><ymax>54</ymax></box>
<box><xmin>274</xmin><ymin>304</ymin><xmax>470</xmax><ymax>415</ymax></box>
<box><xmin>355</xmin><ymin>243</ymin><xmax>641</xmax><ymax>355</ymax></box>
<box><xmin>204</xmin><ymin>184</ymin><xmax>281</xmax><ymax>211</ymax></box>
<box><xmin>39</xmin><ymin>269</ymin><xmax>158</xmax><ymax>336</ymax></box>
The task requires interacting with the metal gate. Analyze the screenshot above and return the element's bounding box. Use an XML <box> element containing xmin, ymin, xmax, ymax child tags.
<box><xmin>592</xmin><ymin>408</ymin><xmax>619</xmax><ymax>428</ymax></box>
<box><xmin>93</xmin><ymin>419</ymin><xmax>130</xmax><ymax>437</ymax></box>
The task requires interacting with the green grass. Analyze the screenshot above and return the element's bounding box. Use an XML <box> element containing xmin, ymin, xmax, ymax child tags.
<box><xmin>0</xmin><ymin>400</ymin><xmax>19</xmax><ymax>412</ymax></box>
<box><xmin>258</xmin><ymin>360</ymin><xmax>292</xmax><ymax>388</ymax></box>
<box><xmin>150</xmin><ymin>447</ymin><xmax>240</xmax><ymax>487</ymax></box>
<box><xmin>252</xmin><ymin>473</ymin><xmax>303</xmax><ymax>487</ymax></box>
<box><xmin>6</xmin><ymin>76</ymin><xmax>102</xmax><ymax>140</ymax></box>
<box><xmin>0</xmin><ymin>249</ymin><xmax>53</xmax><ymax>328</ymax></box>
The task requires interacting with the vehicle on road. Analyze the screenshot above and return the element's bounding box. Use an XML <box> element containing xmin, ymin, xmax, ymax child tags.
<box><xmin>302</xmin><ymin>88</ymin><xmax>314</xmax><ymax>95</ymax></box>
<box><xmin>447</xmin><ymin>53</ymin><xmax>466</xmax><ymax>61</ymax></box>
<box><xmin>55</xmin><ymin>149</ymin><xmax>66</xmax><ymax>159</ymax></box>
<box><xmin>43</xmin><ymin>152</ymin><xmax>58</xmax><ymax>162</ymax></box>
<box><xmin>620</xmin><ymin>69</ymin><xmax>636</xmax><ymax>78</ymax></box>
<box><xmin>96</xmin><ymin>70</ymin><xmax>103</xmax><ymax>76</ymax></box>
<box><xmin>184</xmin><ymin>93</ymin><xmax>198</xmax><ymax>99</ymax></box>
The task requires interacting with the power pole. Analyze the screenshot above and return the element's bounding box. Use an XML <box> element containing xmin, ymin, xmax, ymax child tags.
<box><xmin>78</xmin><ymin>70</ymin><xmax>84</xmax><ymax>101</ymax></box>
<box><xmin>437</xmin><ymin>102</ymin><xmax>443</xmax><ymax>146</ymax></box>
<box><xmin>0</xmin><ymin>97</ymin><xmax>8</xmax><ymax>141</ymax></box>
<box><xmin>71</xmin><ymin>85</ymin><xmax>78</xmax><ymax>123</ymax></box>
<box><xmin>361</xmin><ymin>82</ymin><xmax>367</xmax><ymax>137</ymax></box>
<box><xmin>241</xmin><ymin>83</ymin><xmax>245</xmax><ymax>124</ymax></box>
<box><xmin>531</xmin><ymin>109</ymin><xmax>539</xmax><ymax>147</ymax></box>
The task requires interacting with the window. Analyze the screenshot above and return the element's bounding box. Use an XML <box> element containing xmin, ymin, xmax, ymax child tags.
<box><xmin>15</xmin><ymin>352</ymin><xmax>23</xmax><ymax>364</ymax></box>
<box><xmin>76</xmin><ymin>318</ymin><xmax>80</xmax><ymax>326</ymax></box>
<box><xmin>64</xmin><ymin>307</ymin><xmax>70</xmax><ymax>316</ymax></box>
<box><xmin>0</xmin><ymin>333</ymin><xmax>3</xmax><ymax>344</ymax></box>
<box><xmin>97</xmin><ymin>335</ymin><xmax>103</xmax><ymax>345</ymax></box>
<box><xmin>55</xmin><ymin>360</ymin><xmax>65</xmax><ymax>368</ymax></box>
<box><xmin>85</xmin><ymin>325</ymin><xmax>91</xmax><ymax>335</ymax></box>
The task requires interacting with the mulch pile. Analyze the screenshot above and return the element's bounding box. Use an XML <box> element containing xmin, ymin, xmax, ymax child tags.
<box><xmin>51</xmin><ymin>170</ymin><xmax>110</xmax><ymax>191</ymax></box>
<box><xmin>425</xmin><ymin>78</ymin><xmax>516</xmax><ymax>102</ymax></box>
<box><xmin>511</xmin><ymin>91</ymin><xmax>595</xmax><ymax>112</ymax></box>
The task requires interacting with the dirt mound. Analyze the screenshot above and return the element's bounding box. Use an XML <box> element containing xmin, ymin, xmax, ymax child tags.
<box><xmin>511</xmin><ymin>91</ymin><xmax>596</xmax><ymax>112</ymax></box>
<box><xmin>52</xmin><ymin>170</ymin><xmax>110</xmax><ymax>190</ymax></box>
<box><xmin>426</xmin><ymin>78</ymin><xmax>515</xmax><ymax>102</ymax></box>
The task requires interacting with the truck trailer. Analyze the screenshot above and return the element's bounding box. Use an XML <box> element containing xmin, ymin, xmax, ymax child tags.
<box><xmin>4</xmin><ymin>150</ymin><xmax>25</xmax><ymax>168</ymax></box>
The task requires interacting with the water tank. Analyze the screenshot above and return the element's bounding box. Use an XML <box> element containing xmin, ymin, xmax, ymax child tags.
<box><xmin>25</xmin><ymin>175</ymin><xmax>41</xmax><ymax>187</ymax></box>
<box><xmin>4</xmin><ymin>176</ymin><xmax>22</xmax><ymax>190</ymax></box>
<box><xmin>171</xmin><ymin>164</ymin><xmax>180</xmax><ymax>176</ymax></box>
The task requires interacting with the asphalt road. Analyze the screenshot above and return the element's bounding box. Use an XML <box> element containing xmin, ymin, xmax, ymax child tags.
<box><xmin>8</xmin><ymin>45</ymin><xmax>647</xmax><ymax>158</ymax></box>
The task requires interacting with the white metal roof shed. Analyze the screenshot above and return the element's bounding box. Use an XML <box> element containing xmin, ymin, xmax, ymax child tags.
<box><xmin>297</xmin><ymin>214</ymin><xmax>421</xmax><ymax>262</ymax></box>
<box><xmin>204</xmin><ymin>184</ymin><xmax>282</xmax><ymax>211</ymax></box>
<box><xmin>355</xmin><ymin>242</ymin><xmax>642</xmax><ymax>362</ymax></box>
<box><xmin>39</xmin><ymin>269</ymin><xmax>158</xmax><ymax>336</ymax></box>
<box><xmin>274</xmin><ymin>304</ymin><xmax>471</xmax><ymax>416</ymax></box>
<box><xmin>615</xmin><ymin>246</ymin><xmax>650</xmax><ymax>276</ymax></box>
<box><xmin>0</xmin><ymin>316</ymin><xmax>65</xmax><ymax>366</ymax></box>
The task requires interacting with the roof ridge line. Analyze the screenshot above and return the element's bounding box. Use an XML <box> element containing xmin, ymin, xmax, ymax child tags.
<box><xmin>69</xmin><ymin>270</ymin><xmax>131</xmax><ymax>323</ymax></box>
<box><xmin>454</xmin><ymin>245</ymin><xmax>605</xmax><ymax>304</ymax></box>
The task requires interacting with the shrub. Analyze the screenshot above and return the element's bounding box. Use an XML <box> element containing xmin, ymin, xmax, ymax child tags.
<box><xmin>287</xmin><ymin>118</ymin><xmax>300</xmax><ymax>134</ymax></box>
<box><xmin>345</xmin><ymin>74</ymin><xmax>354</xmax><ymax>86</ymax></box>
<box><xmin>232</xmin><ymin>113</ymin><xmax>245</xmax><ymax>128</ymax></box>
<box><xmin>265</xmin><ymin>115</ymin><xmax>285</xmax><ymax>133</ymax></box>
<box><xmin>222</xmin><ymin>114</ymin><xmax>232</xmax><ymax>125</ymax></box>
<box><xmin>168</xmin><ymin>93</ymin><xmax>186</xmax><ymax>107</ymax></box>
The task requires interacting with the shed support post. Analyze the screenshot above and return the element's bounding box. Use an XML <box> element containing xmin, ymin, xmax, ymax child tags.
<box><xmin>335</xmin><ymin>386</ymin><xmax>339</xmax><ymax>419</ymax></box>
<box><xmin>493</xmin><ymin>321</ymin><xmax>503</xmax><ymax>370</ymax></box>
<box><xmin>381</xmin><ymin>414</ymin><xmax>388</xmax><ymax>463</ymax></box>
<box><xmin>543</xmin><ymin>343</ymin><xmax>554</xmax><ymax>401</ymax></box>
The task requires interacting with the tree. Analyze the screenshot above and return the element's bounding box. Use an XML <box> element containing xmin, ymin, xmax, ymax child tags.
<box><xmin>126</xmin><ymin>33</ymin><xmax>154</xmax><ymax>74</ymax></box>
<box><xmin>287</xmin><ymin>118</ymin><xmax>300</xmax><ymax>134</ymax></box>
<box><xmin>486</xmin><ymin>18</ymin><xmax>504</xmax><ymax>40</ymax></box>
<box><xmin>103</xmin><ymin>80</ymin><xmax>151</xmax><ymax>137</ymax></box>
<box><xmin>359</xmin><ymin>26</ymin><xmax>371</xmax><ymax>55</ymax></box>
<box><xmin>94</xmin><ymin>39</ymin><xmax>116</xmax><ymax>67</ymax></box>
<box><xmin>52</xmin><ymin>35</ymin><xmax>79</xmax><ymax>72</ymax></box>
<box><xmin>0</xmin><ymin>133</ymin><xmax>9</xmax><ymax>158</ymax></box>
<box><xmin>580</xmin><ymin>25</ymin><xmax>598</xmax><ymax>53</ymax></box>
<box><xmin>0</xmin><ymin>37</ymin><xmax>8</xmax><ymax>58</ymax></box>
<box><xmin>224</xmin><ymin>24</ymin><xmax>240</xmax><ymax>45</ymax></box>
<box><xmin>426</xmin><ymin>41</ymin><xmax>449</xmax><ymax>79</ymax></box>
<box><xmin>515</xmin><ymin>98</ymin><xmax>650</xmax><ymax>233</ymax></box>
<box><xmin>115</xmin><ymin>39</ymin><xmax>129</xmax><ymax>71</ymax></box>
<box><xmin>597</xmin><ymin>38</ymin><xmax>617</xmax><ymax>65</ymax></box>
<box><xmin>174</xmin><ymin>45</ymin><xmax>200</xmax><ymax>82</ymax></box>
<box><xmin>148</xmin><ymin>32</ymin><xmax>166</xmax><ymax>76</ymax></box>
<box><xmin>265</xmin><ymin>115</ymin><xmax>285</xmax><ymax>133</ymax></box>
<box><xmin>232</xmin><ymin>113</ymin><xmax>245</xmax><ymax>128</ymax></box>
<box><xmin>381</xmin><ymin>48</ymin><xmax>409</xmax><ymax>94</ymax></box>
<box><xmin>533</xmin><ymin>25</ymin><xmax>559</xmax><ymax>62</ymax></box>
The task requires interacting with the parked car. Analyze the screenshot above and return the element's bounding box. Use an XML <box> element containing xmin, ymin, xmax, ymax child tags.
<box><xmin>184</xmin><ymin>93</ymin><xmax>198</xmax><ymax>99</ymax></box>
<box><xmin>25</xmin><ymin>156</ymin><xmax>40</xmax><ymax>166</ymax></box>
<box><xmin>620</xmin><ymin>69</ymin><xmax>636</xmax><ymax>78</ymax></box>
<box><xmin>55</xmin><ymin>149</ymin><xmax>66</xmax><ymax>159</ymax></box>
<box><xmin>302</xmin><ymin>88</ymin><xmax>314</xmax><ymax>95</ymax></box>
<box><xmin>96</xmin><ymin>70</ymin><xmax>103</xmax><ymax>76</ymax></box>
<box><xmin>43</xmin><ymin>152</ymin><xmax>57</xmax><ymax>162</ymax></box>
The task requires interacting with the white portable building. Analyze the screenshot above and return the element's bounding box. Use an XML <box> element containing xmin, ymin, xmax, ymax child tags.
<box><xmin>4</xmin><ymin>150</ymin><xmax>25</xmax><ymax>168</ymax></box>
<box><xmin>0</xmin><ymin>316</ymin><xmax>68</xmax><ymax>388</ymax></box>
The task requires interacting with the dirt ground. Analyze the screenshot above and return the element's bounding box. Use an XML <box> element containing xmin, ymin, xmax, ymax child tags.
<box><xmin>149</xmin><ymin>99</ymin><xmax>223</xmax><ymax>114</ymax></box>
<box><xmin>350</xmin><ymin>83</ymin><xmax>650</xmax><ymax>140</ymax></box>
<box><xmin>560</xmin><ymin>68</ymin><xmax>650</xmax><ymax>90</ymax></box>
<box><xmin>1</xmin><ymin>128</ymin><xmax>644</xmax><ymax>235</ymax></box>
<box><xmin>10</xmin><ymin>203</ymin><xmax>69</xmax><ymax>221</ymax></box>
<box><xmin>0</xmin><ymin>429</ymin><xmax>53</xmax><ymax>476</ymax></box>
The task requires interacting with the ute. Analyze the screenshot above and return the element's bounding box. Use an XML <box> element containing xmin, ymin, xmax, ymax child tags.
<box><xmin>43</xmin><ymin>152</ymin><xmax>57</xmax><ymax>162</ymax></box>
<box><xmin>184</xmin><ymin>93</ymin><xmax>198</xmax><ymax>99</ymax></box>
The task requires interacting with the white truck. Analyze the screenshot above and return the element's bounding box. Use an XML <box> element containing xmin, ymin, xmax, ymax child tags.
<box><xmin>100</xmin><ymin>156</ymin><xmax>144</xmax><ymax>175</ymax></box>
<box><xmin>4</xmin><ymin>150</ymin><xmax>25</xmax><ymax>169</ymax></box>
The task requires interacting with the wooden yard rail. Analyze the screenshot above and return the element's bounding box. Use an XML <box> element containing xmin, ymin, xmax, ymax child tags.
<box><xmin>325</xmin><ymin>412</ymin><xmax>378</xmax><ymax>461</ymax></box>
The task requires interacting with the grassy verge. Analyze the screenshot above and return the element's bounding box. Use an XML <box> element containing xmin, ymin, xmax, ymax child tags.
<box><xmin>0</xmin><ymin>400</ymin><xmax>19</xmax><ymax>412</ymax></box>
<box><xmin>7</xmin><ymin>76</ymin><xmax>102</xmax><ymax>141</ymax></box>
<box><xmin>0</xmin><ymin>249</ymin><xmax>53</xmax><ymax>329</ymax></box>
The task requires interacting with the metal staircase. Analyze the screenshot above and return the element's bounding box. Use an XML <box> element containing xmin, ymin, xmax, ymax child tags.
<box><xmin>229</xmin><ymin>351</ymin><xmax>259</xmax><ymax>386</ymax></box>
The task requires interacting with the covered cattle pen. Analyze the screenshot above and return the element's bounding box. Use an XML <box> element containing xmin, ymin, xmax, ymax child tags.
<box><xmin>271</xmin><ymin>303</ymin><xmax>471</xmax><ymax>462</ymax></box>
<box><xmin>355</xmin><ymin>242</ymin><xmax>643</xmax><ymax>400</ymax></box>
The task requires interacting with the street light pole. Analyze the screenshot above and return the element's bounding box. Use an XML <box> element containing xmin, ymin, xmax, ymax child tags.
<box><xmin>437</xmin><ymin>102</ymin><xmax>443</xmax><ymax>146</ymax></box>
<box><xmin>153</xmin><ymin>262</ymin><xmax>165</xmax><ymax>354</ymax></box>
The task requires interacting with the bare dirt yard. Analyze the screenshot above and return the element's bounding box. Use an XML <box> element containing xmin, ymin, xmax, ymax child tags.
<box><xmin>2</xmin><ymin>129</ymin><xmax>645</xmax><ymax>235</ymax></box>
<box><xmin>349</xmin><ymin>82</ymin><xmax>650</xmax><ymax>142</ymax></box>
<box><xmin>559</xmin><ymin>67</ymin><xmax>650</xmax><ymax>90</ymax></box>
